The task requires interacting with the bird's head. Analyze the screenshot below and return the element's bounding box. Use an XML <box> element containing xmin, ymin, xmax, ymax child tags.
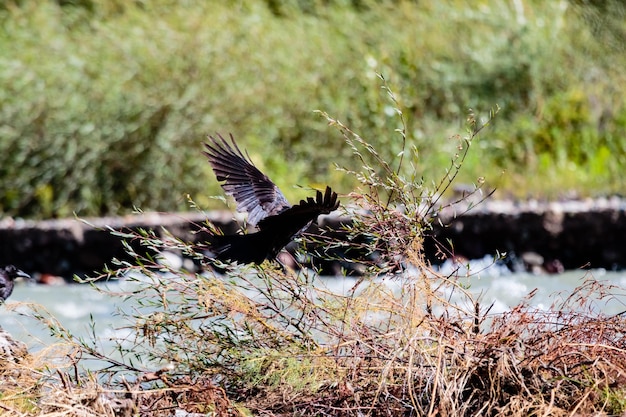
<box><xmin>2</xmin><ymin>265</ymin><xmax>30</xmax><ymax>282</ymax></box>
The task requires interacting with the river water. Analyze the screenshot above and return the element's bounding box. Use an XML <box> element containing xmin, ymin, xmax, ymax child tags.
<box><xmin>2</xmin><ymin>266</ymin><xmax>625</xmax><ymax>358</ymax></box>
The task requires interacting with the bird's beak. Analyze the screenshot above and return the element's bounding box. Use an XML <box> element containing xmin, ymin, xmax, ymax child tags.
<box><xmin>16</xmin><ymin>269</ymin><xmax>31</xmax><ymax>280</ymax></box>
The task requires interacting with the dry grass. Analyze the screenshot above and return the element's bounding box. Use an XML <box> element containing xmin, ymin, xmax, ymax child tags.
<box><xmin>7</xmin><ymin>264</ymin><xmax>626</xmax><ymax>416</ymax></box>
<box><xmin>1</xmin><ymin>342</ymin><xmax>242</xmax><ymax>417</ymax></box>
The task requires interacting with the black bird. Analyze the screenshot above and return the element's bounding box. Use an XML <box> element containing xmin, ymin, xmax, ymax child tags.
<box><xmin>203</xmin><ymin>134</ymin><xmax>339</xmax><ymax>264</ymax></box>
<box><xmin>0</xmin><ymin>265</ymin><xmax>30</xmax><ymax>303</ymax></box>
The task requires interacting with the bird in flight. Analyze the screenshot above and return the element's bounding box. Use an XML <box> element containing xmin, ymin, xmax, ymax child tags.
<box><xmin>0</xmin><ymin>265</ymin><xmax>30</xmax><ymax>303</ymax></box>
<box><xmin>203</xmin><ymin>134</ymin><xmax>339</xmax><ymax>264</ymax></box>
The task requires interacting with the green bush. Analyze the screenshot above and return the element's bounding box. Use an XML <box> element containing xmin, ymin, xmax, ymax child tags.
<box><xmin>1</xmin><ymin>0</ymin><xmax>626</xmax><ymax>218</ymax></box>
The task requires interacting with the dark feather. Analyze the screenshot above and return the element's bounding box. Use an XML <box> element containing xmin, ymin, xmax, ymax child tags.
<box><xmin>203</xmin><ymin>134</ymin><xmax>339</xmax><ymax>265</ymax></box>
<box><xmin>203</xmin><ymin>133</ymin><xmax>290</xmax><ymax>225</ymax></box>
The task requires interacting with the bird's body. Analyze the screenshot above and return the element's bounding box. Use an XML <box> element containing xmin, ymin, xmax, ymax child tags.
<box><xmin>0</xmin><ymin>265</ymin><xmax>30</xmax><ymax>303</ymax></box>
<box><xmin>203</xmin><ymin>134</ymin><xmax>339</xmax><ymax>264</ymax></box>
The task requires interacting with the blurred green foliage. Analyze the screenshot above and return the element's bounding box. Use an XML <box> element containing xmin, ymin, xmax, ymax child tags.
<box><xmin>1</xmin><ymin>0</ymin><xmax>625</xmax><ymax>218</ymax></box>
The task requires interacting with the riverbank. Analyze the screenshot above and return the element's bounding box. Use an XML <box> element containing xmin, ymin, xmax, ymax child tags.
<box><xmin>1</xmin><ymin>197</ymin><xmax>625</xmax><ymax>279</ymax></box>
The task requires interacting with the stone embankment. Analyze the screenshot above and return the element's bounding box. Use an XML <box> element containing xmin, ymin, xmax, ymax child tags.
<box><xmin>0</xmin><ymin>197</ymin><xmax>625</xmax><ymax>279</ymax></box>
<box><xmin>428</xmin><ymin>197</ymin><xmax>626</xmax><ymax>272</ymax></box>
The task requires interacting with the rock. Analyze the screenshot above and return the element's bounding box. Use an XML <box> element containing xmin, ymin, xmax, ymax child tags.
<box><xmin>0</xmin><ymin>326</ymin><xmax>28</xmax><ymax>365</ymax></box>
<box><xmin>36</xmin><ymin>273</ymin><xmax>67</xmax><ymax>286</ymax></box>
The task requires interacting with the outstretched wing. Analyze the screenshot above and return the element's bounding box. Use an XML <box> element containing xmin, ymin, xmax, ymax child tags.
<box><xmin>257</xmin><ymin>186</ymin><xmax>339</xmax><ymax>235</ymax></box>
<box><xmin>203</xmin><ymin>133</ymin><xmax>290</xmax><ymax>225</ymax></box>
<box><xmin>207</xmin><ymin>187</ymin><xmax>340</xmax><ymax>264</ymax></box>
